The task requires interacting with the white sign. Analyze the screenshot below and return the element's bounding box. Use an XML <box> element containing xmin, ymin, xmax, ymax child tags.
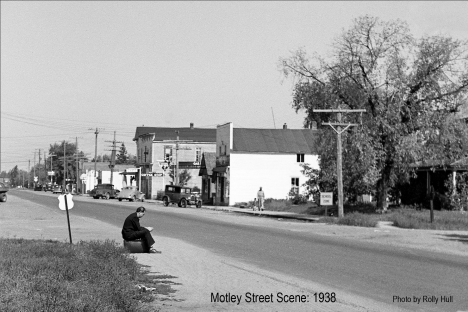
<box><xmin>34</xmin><ymin>176</ymin><xmax>38</xmax><ymax>182</ymax></box>
<box><xmin>320</xmin><ymin>192</ymin><xmax>333</xmax><ymax>206</ymax></box>
<box><xmin>126</xmin><ymin>168</ymin><xmax>139</xmax><ymax>173</ymax></box>
<box><xmin>48</xmin><ymin>171</ymin><xmax>55</xmax><ymax>176</ymax></box>
<box><xmin>58</xmin><ymin>194</ymin><xmax>74</xmax><ymax>210</ymax></box>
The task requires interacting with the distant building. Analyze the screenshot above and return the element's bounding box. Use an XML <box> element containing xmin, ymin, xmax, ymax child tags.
<box><xmin>81</xmin><ymin>162</ymin><xmax>136</xmax><ymax>193</ymax></box>
<box><xmin>133</xmin><ymin>123</ymin><xmax>217</xmax><ymax>199</ymax></box>
<box><xmin>209</xmin><ymin>122</ymin><xmax>320</xmax><ymax>206</ymax></box>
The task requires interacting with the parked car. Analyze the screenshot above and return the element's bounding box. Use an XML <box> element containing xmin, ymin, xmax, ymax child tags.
<box><xmin>44</xmin><ymin>183</ymin><xmax>53</xmax><ymax>192</ymax></box>
<box><xmin>52</xmin><ymin>185</ymin><xmax>63</xmax><ymax>194</ymax></box>
<box><xmin>161</xmin><ymin>185</ymin><xmax>202</xmax><ymax>208</ymax></box>
<box><xmin>0</xmin><ymin>182</ymin><xmax>9</xmax><ymax>202</ymax></box>
<box><xmin>34</xmin><ymin>184</ymin><xmax>44</xmax><ymax>191</ymax></box>
<box><xmin>93</xmin><ymin>184</ymin><xmax>119</xmax><ymax>200</ymax></box>
<box><xmin>117</xmin><ymin>186</ymin><xmax>145</xmax><ymax>202</ymax></box>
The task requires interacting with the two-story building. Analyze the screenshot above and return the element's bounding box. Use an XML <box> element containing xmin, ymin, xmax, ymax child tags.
<box><xmin>210</xmin><ymin>122</ymin><xmax>320</xmax><ymax>206</ymax></box>
<box><xmin>133</xmin><ymin>123</ymin><xmax>217</xmax><ymax>199</ymax></box>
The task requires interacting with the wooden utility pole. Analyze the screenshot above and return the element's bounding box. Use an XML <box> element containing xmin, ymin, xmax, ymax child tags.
<box><xmin>105</xmin><ymin>131</ymin><xmax>123</xmax><ymax>186</ymax></box>
<box><xmin>162</xmin><ymin>131</ymin><xmax>191</xmax><ymax>186</ymax></box>
<box><xmin>89</xmin><ymin>128</ymin><xmax>104</xmax><ymax>186</ymax></box>
<box><xmin>313</xmin><ymin>107</ymin><xmax>366</xmax><ymax>218</ymax></box>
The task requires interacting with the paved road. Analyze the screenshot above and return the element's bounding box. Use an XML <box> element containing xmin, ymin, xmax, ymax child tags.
<box><xmin>11</xmin><ymin>190</ymin><xmax>468</xmax><ymax>312</ymax></box>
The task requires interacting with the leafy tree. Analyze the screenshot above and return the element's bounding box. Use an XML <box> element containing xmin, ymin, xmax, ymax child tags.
<box><xmin>116</xmin><ymin>143</ymin><xmax>128</xmax><ymax>164</ymax></box>
<box><xmin>280</xmin><ymin>15</ymin><xmax>468</xmax><ymax>210</ymax></box>
<box><xmin>48</xmin><ymin>141</ymin><xmax>77</xmax><ymax>185</ymax></box>
<box><xmin>8</xmin><ymin>166</ymin><xmax>19</xmax><ymax>186</ymax></box>
<box><xmin>169</xmin><ymin>169</ymin><xmax>192</xmax><ymax>186</ymax></box>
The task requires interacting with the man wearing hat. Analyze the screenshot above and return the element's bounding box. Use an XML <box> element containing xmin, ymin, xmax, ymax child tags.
<box><xmin>122</xmin><ymin>206</ymin><xmax>160</xmax><ymax>253</ymax></box>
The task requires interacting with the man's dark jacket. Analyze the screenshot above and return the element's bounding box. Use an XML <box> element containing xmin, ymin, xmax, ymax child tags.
<box><xmin>122</xmin><ymin>212</ymin><xmax>145</xmax><ymax>240</ymax></box>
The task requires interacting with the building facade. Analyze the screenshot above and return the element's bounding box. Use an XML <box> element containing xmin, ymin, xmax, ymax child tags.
<box><xmin>134</xmin><ymin>123</ymin><xmax>217</xmax><ymax>199</ymax></box>
<box><xmin>210</xmin><ymin>122</ymin><xmax>320</xmax><ymax>206</ymax></box>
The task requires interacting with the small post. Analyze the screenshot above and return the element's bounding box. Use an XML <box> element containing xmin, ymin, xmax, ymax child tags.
<box><xmin>429</xmin><ymin>186</ymin><xmax>435</xmax><ymax>223</ymax></box>
<box><xmin>64</xmin><ymin>194</ymin><xmax>73</xmax><ymax>244</ymax></box>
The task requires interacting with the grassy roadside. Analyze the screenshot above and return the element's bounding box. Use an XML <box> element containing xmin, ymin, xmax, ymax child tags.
<box><xmin>255</xmin><ymin>199</ymin><xmax>468</xmax><ymax>230</ymax></box>
<box><xmin>0</xmin><ymin>238</ymin><xmax>172</xmax><ymax>312</ymax></box>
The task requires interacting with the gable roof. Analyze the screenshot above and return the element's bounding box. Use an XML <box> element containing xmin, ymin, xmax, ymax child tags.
<box><xmin>133</xmin><ymin>127</ymin><xmax>216</xmax><ymax>142</ymax></box>
<box><xmin>199</xmin><ymin>152</ymin><xmax>216</xmax><ymax>176</ymax></box>
<box><xmin>232</xmin><ymin>128</ymin><xmax>320</xmax><ymax>154</ymax></box>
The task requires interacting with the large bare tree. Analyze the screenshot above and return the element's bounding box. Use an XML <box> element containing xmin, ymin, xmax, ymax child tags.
<box><xmin>280</xmin><ymin>15</ymin><xmax>468</xmax><ymax>210</ymax></box>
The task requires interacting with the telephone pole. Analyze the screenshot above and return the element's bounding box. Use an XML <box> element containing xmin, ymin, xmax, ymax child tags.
<box><xmin>313</xmin><ymin>107</ymin><xmax>366</xmax><ymax>218</ymax></box>
<box><xmin>105</xmin><ymin>131</ymin><xmax>123</xmax><ymax>186</ymax></box>
<box><xmin>162</xmin><ymin>131</ymin><xmax>191</xmax><ymax>185</ymax></box>
<box><xmin>89</xmin><ymin>128</ymin><xmax>104</xmax><ymax>185</ymax></box>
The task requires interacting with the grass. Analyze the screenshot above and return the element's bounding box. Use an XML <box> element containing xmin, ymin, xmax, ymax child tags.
<box><xmin>0</xmin><ymin>238</ymin><xmax>173</xmax><ymax>312</ymax></box>
<box><xmin>245</xmin><ymin>198</ymin><xmax>468</xmax><ymax>230</ymax></box>
<box><xmin>384</xmin><ymin>208</ymin><xmax>468</xmax><ymax>231</ymax></box>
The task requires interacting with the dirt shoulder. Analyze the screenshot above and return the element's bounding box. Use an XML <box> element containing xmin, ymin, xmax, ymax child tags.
<box><xmin>1</xmin><ymin>193</ymin><xmax>467</xmax><ymax>311</ymax></box>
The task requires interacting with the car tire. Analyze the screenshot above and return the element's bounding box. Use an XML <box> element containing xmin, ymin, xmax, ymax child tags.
<box><xmin>105</xmin><ymin>193</ymin><xmax>110</xmax><ymax>200</ymax></box>
<box><xmin>181</xmin><ymin>198</ymin><xmax>187</xmax><ymax>208</ymax></box>
<box><xmin>163</xmin><ymin>197</ymin><xmax>169</xmax><ymax>207</ymax></box>
<box><xmin>140</xmin><ymin>195</ymin><xmax>145</xmax><ymax>202</ymax></box>
<box><xmin>93</xmin><ymin>196</ymin><xmax>99</xmax><ymax>199</ymax></box>
<box><xmin>0</xmin><ymin>193</ymin><xmax>7</xmax><ymax>202</ymax></box>
<box><xmin>196</xmin><ymin>201</ymin><xmax>202</xmax><ymax>208</ymax></box>
<box><xmin>118</xmin><ymin>198</ymin><xmax>122</xmax><ymax>202</ymax></box>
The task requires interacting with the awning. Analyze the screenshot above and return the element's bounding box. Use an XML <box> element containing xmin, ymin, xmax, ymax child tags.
<box><xmin>213</xmin><ymin>167</ymin><xmax>228</xmax><ymax>173</ymax></box>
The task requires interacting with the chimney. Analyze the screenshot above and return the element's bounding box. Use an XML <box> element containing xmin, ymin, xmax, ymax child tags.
<box><xmin>190</xmin><ymin>123</ymin><xmax>194</xmax><ymax>129</ymax></box>
<box><xmin>283</xmin><ymin>123</ymin><xmax>287</xmax><ymax>129</ymax></box>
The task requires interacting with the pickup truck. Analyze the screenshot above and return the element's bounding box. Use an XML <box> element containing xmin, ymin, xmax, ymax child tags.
<box><xmin>0</xmin><ymin>182</ymin><xmax>9</xmax><ymax>202</ymax></box>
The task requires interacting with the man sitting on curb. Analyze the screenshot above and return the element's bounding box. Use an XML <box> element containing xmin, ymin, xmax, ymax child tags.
<box><xmin>122</xmin><ymin>206</ymin><xmax>161</xmax><ymax>254</ymax></box>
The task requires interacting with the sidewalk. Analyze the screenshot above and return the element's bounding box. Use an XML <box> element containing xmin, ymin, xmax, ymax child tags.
<box><xmin>145</xmin><ymin>198</ymin><xmax>321</xmax><ymax>221</ymax></box>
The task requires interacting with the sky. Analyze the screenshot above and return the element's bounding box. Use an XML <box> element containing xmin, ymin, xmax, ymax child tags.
<box><xmin>2</xmin><ymin>1</ymin><xmax>468</xmax><ymax>172</ymax></box>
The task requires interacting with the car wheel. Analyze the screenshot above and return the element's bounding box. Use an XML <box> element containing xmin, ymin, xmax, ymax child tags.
<box><xmin>163</xmin><ymin>197</ymin><xmax>169</xmax><ymax>207</ymax></box>
<box><xmin>105</xmin><ymin>193</ymin><xmax>110</xmax><ymax>200</ymax></box>
<box><xmin>0</xmin><ymin>193</ymin><xmax>7</xmax><ymax>202</ymax></box>
<box><xmin>93</xmin><ymin>196</ymin><xmax>98</xmax><ymax>199</ymax></box>
<box><xmin>196</xmin><ymin>201</ymin><xmax>202</xmax><ymax>208</ymax></box>
<box><xmin>118</xmin><ymin>198</ymin><xmax>122</xmax><ymax>202</ymax></box>
<box><xmin>181</xmin><ymin>198</ymin><xmax>187</xmax><ymax>208</ymax></box>
<box><xmin>130</xmin><ymin>195</ymin><xmax>136</xmax><ymax>202</ymax></box>
<box><xmin>140</xmin><ymin>195</ymin><xmax>145</xmax><ymax>202</ymax></box>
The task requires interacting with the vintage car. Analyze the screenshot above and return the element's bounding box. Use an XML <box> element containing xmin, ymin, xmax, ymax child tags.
<box><xmin>0</xmin><ymin>182</ymin><xmax>9</xmax><ymax>202</ymax></box>
<box><xmin>52</xmin><ymin>185</ymin><xmax>63</xmax><ymax>194</ymax></box>
<box><xmin>117</xmin><ymin>186</ymin><xmax>145</xmax><ymax>202</ymax></box>
<box><xmin>44</xmin><ymin>183</ymin><xmax>53</xmax><ymax>192</ymax></box>
<box><xmin>161</xmin><ymin>185</ymin><xmax>202</xmax><ymax>208</ymax></box>
<box><xmin>93</xmin><ymin>184</ymin><xmax>119</xmax><ymax>200</ymax></box>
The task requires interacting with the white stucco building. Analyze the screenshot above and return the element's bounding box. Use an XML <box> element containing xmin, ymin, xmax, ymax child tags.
<box><xmin>210</xmin><ymin>122</ymin><xmax>320</xmax><ymax>206</ymax></box>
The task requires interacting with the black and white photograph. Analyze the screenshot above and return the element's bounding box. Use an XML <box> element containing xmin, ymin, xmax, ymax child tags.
<box><xmin>1</xmin><ymin>1</ymin><xmax>468</xmax><ymax>311</ymax></box>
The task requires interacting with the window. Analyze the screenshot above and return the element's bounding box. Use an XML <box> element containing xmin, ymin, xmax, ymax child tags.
<box><xmin>297</xmin><ymin>154</ymin><xmax>304</xmax><ymax>162</ymax></box>
<box><xmin>164</xmin><ymin>146</ymin><xmax>173</xmax><ymax>162</ymax></box>
<box><xmin>195</xmin><ymin>147</ymin><xmax>202</xmax><ymax>163</ymax></box>
<box><xmin>291</xmin><ymin>177</ymin><xmax>299</xmax><ymax>194</ymax></box>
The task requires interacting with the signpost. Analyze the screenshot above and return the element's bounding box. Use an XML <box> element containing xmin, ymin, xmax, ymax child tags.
<box><xmin>320</xmin><ymin>192</ymin><xmax>333</xmax><ymax>216</ymax></box>
<box><xmin>58</xmin><ymin>193</ymin><xmax>74</xmax><ymax>244</ymax></box>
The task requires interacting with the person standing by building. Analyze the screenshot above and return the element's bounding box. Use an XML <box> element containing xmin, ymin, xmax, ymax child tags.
<box><xmin>122</xmin><ymin>206</ymin><xmax>160</xmax><ymax>253</ymax></box>
<box><xmin>257</xmin><ymin>187</ymin><xmax>265</xmax><ymax>211</ymax></box>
